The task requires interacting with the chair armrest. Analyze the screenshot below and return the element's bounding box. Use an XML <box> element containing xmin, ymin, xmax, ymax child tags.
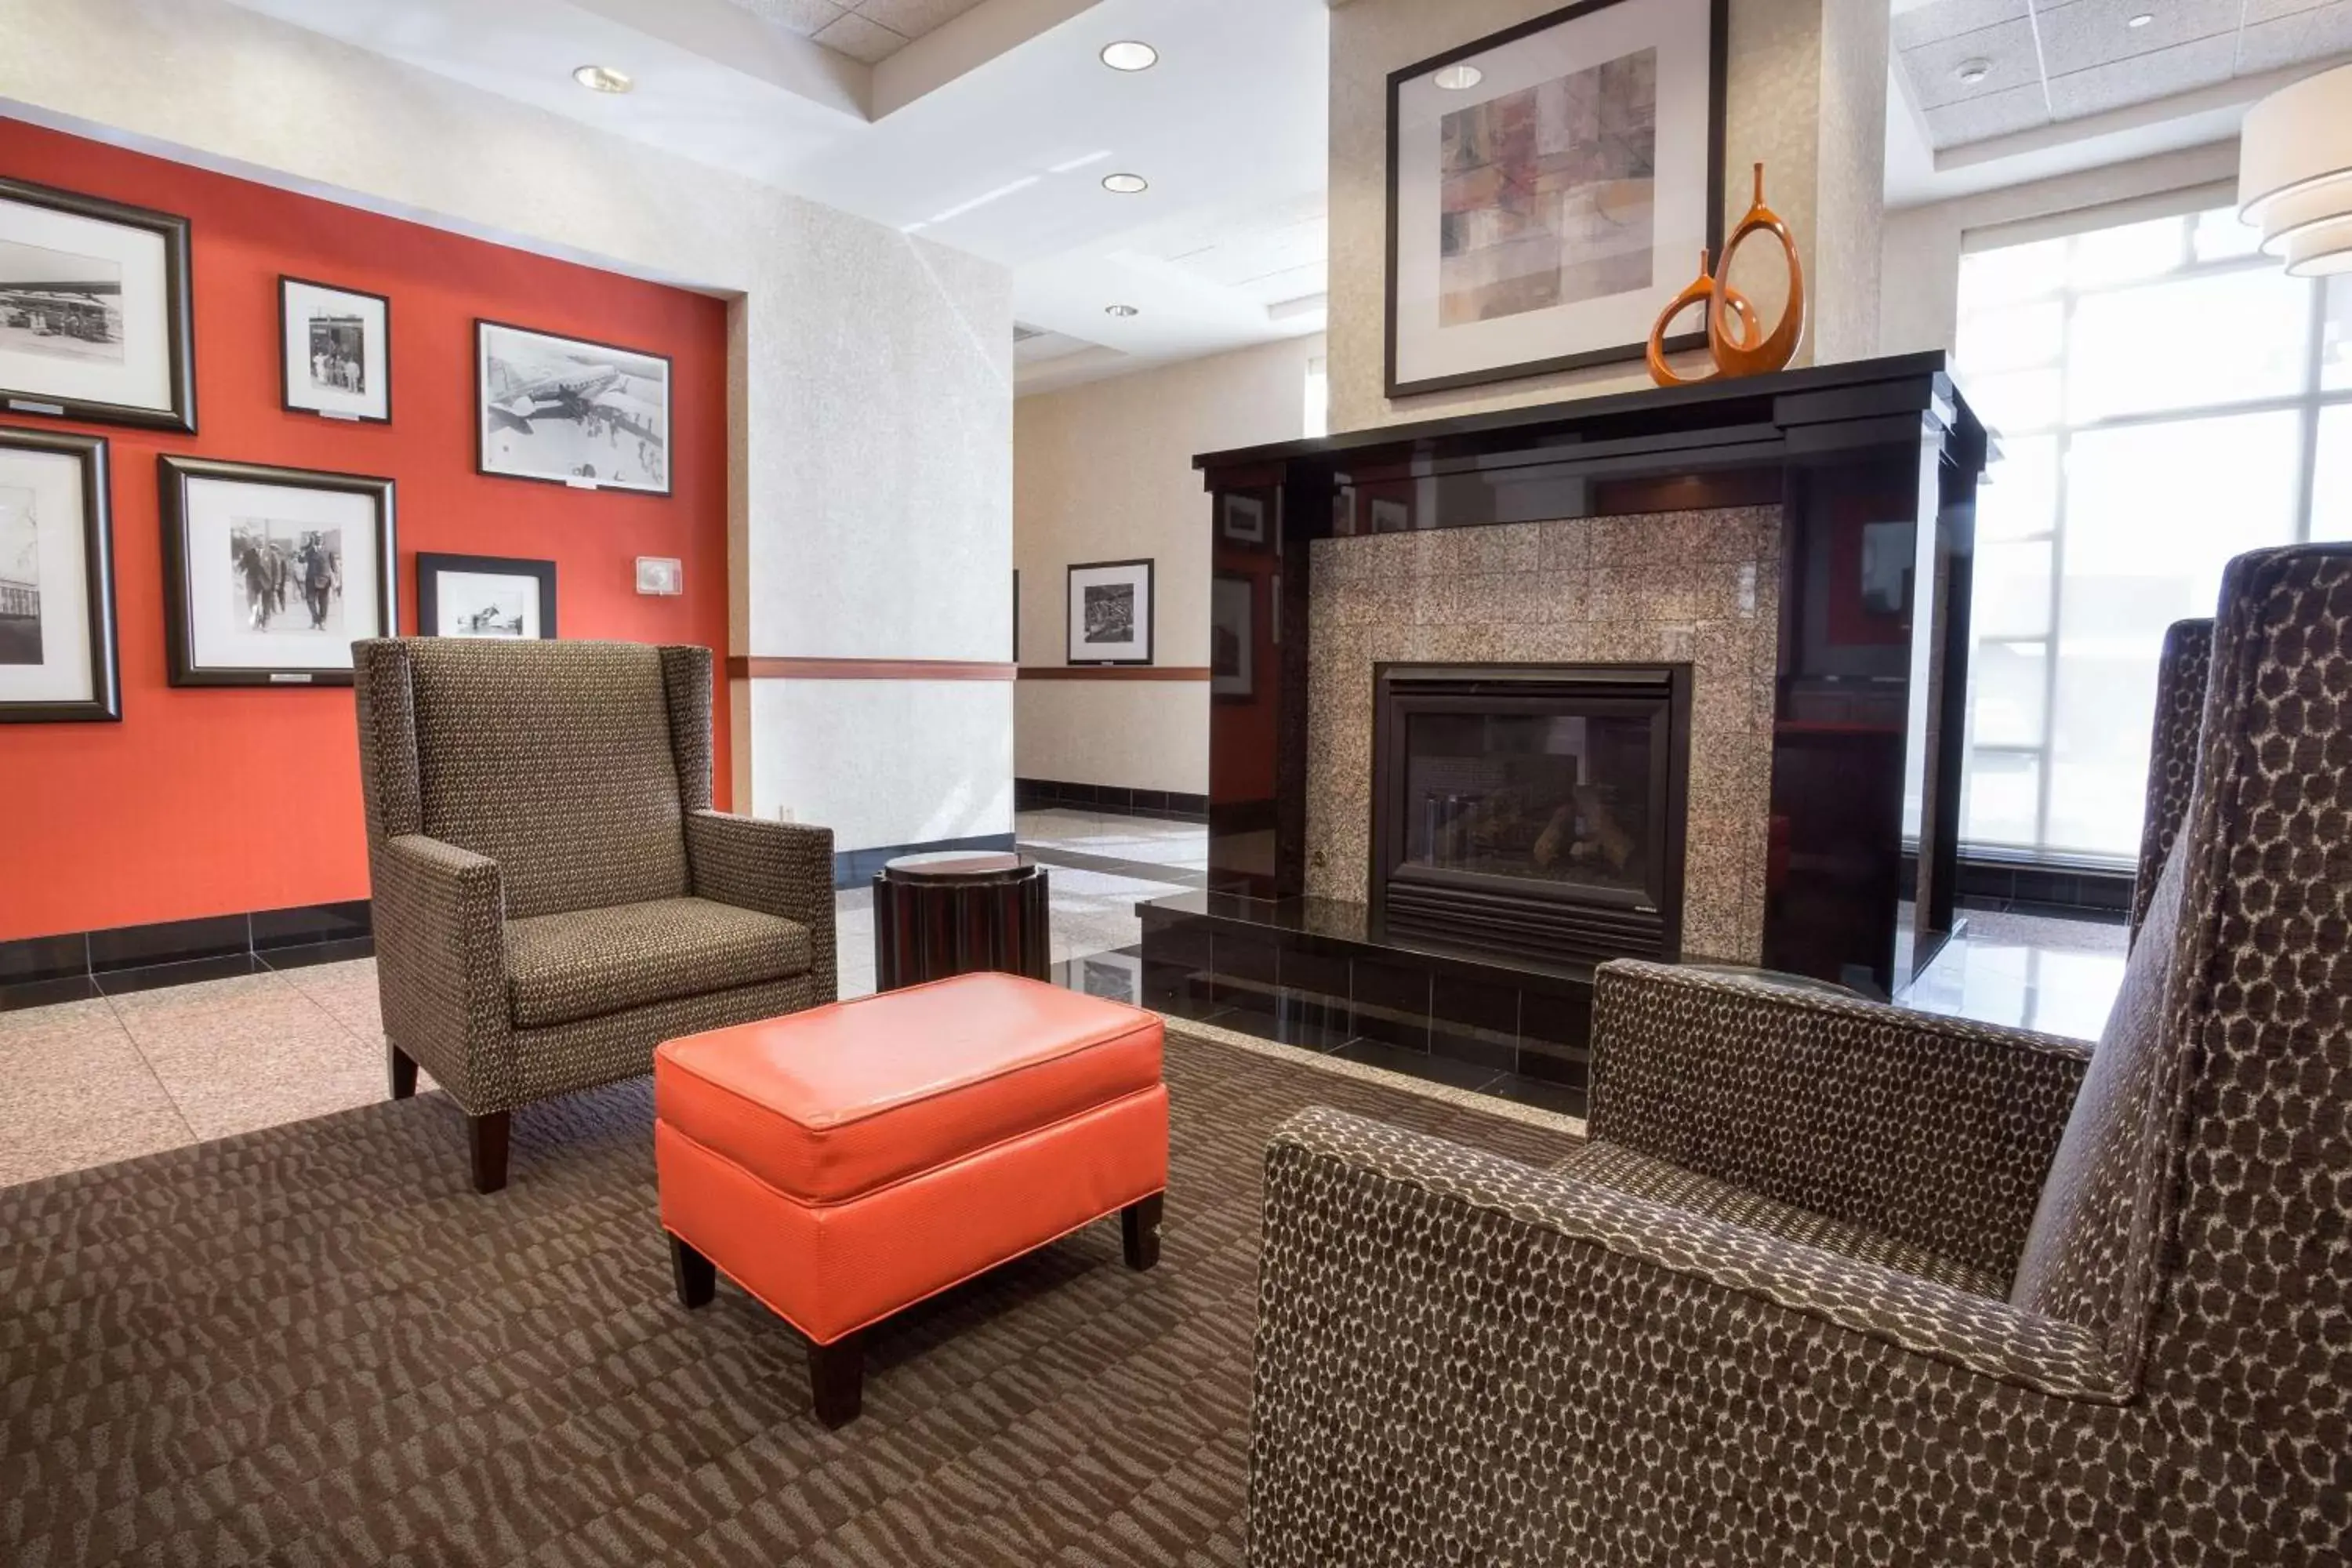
<box><xmin>1587</xmin><ymin>960</ymin><xmax>2092</xmax><ymax>1283</ymax></box>
<box><xmin>1249</xmin><ymin>1109</ymin><xmax>2123</xmax><ymax>1566</ymax></box>
<box><xmin>684</xmin><ymin>811</ymin><xmax>836</xmax><ymax>998</ymax></box>
<box><xmin>371</xmin><ymin>833</ymin><xmax>511</xmax><ymax>1111</ymax></box>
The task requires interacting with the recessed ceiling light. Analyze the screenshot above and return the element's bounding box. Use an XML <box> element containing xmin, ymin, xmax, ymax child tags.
<box><xmin>1105</xmin><ymin>303</ymin><xmax>1139</xmax><ymax>318</ymax></box>
<box><xmin>572</xmin><ymin>64</ymin><xmax>633</xmax><ymax>93</ymax></box>
<box><xmin>1955</xmin><ymin>57</ymin><xmax>1991</xmax><ymax>85</ymax></box>
<box><xmin>2127</xmin><ymin>11</ymin><xmax>2154</xmax><ymax>25</ymax></box>
<box><xmin>1102</xmin><ymin>172</ymin><xmax>1149</xmax><ymax>194</ymax></box>
<box><xmin>1100</xmin><ymin>40</ymin><xmax>1157</xmax><ymax>71</ymax></box>
<box><xmin>1433</xmin><ymin>63</ymin><xmax>1484</xmax><ymax>91</ymax></box>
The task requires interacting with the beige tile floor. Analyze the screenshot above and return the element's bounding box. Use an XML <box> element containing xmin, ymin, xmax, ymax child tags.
<box><xmin>1</xmin><ymin>815</ymin><xmax>1203</xmax><ymax>1189</ymax></box>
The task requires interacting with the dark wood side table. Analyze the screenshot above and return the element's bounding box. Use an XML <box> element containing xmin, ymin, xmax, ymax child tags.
<box><xmin>873</xmin><ymin>851</ymin><xmax>1051</xmax><ymax>989</ymax></box>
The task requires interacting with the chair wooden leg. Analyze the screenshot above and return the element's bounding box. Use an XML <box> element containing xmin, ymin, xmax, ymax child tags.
<box><xmin>387</xmin><ymin>1043</ymin><xmax>418</xmax><ymax>1101</ymax></box>
<box><xmin>670</xmin><ymin>1233</ymin><xmax>716</xmax><ymax>1309</ymax></box>
<box><xmin>1122</xmin><ymin>1192</ymin><xmax>1163</xmax><ymax>1272</ymax></box>
<box><xmin>808</xmin><ymin>1333</ymin><xmax>865</xmax><ymax>1429</ymax></box>
<box><xmin>468</xmin><ymin>1110</ymin><xmax>511</xmax><ymax>1194</ymax></box>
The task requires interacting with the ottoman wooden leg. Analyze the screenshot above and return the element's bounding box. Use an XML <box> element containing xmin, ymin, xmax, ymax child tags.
<box><xmin>469</xmin><ymin>1111</ymin><xmax>511</xmax><ymax>1194</ymax></box>
<box><xmin>809</xmin><ymin>1333</ymin><xmax>865</xmax><ymax>1429</ymax></box>
<box><xmin>388</xmin><ymin>1044</ymin><xmax>418</xmax><ymax>1101</ymax></box>
<box><xmin>1122</xmin><ymin>1192</ymin><xmax>1163</xmax><ymax>1272</ymax></box>
<box><xmin>670</xmin><ymin>1233</ymin><xmax>716</xmax><ymax>1309</ymax></box>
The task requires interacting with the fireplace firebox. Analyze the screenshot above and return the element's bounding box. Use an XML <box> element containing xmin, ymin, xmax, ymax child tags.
<box><xmin>1370</xmin><ymin>664</ymin><xmax>1690</xmax><ymax>967</ymax></box>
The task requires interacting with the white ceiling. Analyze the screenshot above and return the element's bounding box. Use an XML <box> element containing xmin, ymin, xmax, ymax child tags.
<box><xmin>1893</xmin><ymin>0</ymin><xmax>2352</xmax><ymax>149</ymax></box>
<box><xmin>723</xmin><ymin>0</ymin><xmax>992</xmax><ymax>66</ymax></box>
<box><xmin>222</xmin><ymin>0</ymin><xmax>1327</xmax><ymax>394</ymax></box>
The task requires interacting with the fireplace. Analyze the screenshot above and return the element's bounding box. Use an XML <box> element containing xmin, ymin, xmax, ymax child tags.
<box><xmin>1370</xmin><ymin>664</ymin><xmax>1690</xmax><ymax>967</ymax></box>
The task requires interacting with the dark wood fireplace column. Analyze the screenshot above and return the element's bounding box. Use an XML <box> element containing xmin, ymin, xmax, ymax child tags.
<box><xmin>1191</xmin><ymin>353</ymin><xmax>1988</xmax><ymax>1002</ymax></box>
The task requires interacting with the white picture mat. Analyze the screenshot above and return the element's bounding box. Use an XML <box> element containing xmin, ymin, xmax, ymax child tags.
<box><xmin>0</xmin><ymin>447</ymin><xmax>93</xmax><ymax>704</ymax></box>
<box><xmin>0</xmin><ymin>194</ymin><xmax>174</xmax><ymax>412</ymax></box>
<box><xmin>282</xmin><ymin>280</ymin><xmax>387</xmax><ymax>419</ymax></box>
<box><xmin>436</xmin><ymin>568</ymin><xmax>541</xmax><ymax>637</ymax></box>
<box><xmin>1065</xmin><ymin>563</ymin><xmax>1152</xmax><ymax>662</ymax></box>
<box><xmin>183</xmin><ymin>477</ymin><xmax>381</xmax><ymax>672</ymax></box>
<box><xmin>1392</xmin><ymin>0</ymin><xmax>1716</xmax><ymax>386</ymax></box>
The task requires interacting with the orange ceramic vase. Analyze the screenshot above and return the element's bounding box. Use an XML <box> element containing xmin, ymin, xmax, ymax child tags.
<box><xmin>1709</xmin><ymin>162</ymin><xmax>1806</xmax><ymax>377</ymax></box>
<box><xmin>1646</xmin><ymin>247</ymin><xmax>1759</xmax><ymax>388</ymax></box>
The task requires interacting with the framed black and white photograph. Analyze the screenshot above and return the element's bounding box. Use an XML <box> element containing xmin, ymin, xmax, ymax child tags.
<box><xmin>0</xmin><ymin>176</ymin><xmax>195</xmax><ymax>433</ymax></box>
<box><xmin>1221</xmin><ymin>492</ymin><xmax>1266</xmax><ymax>546</ymax></box>
<box><xmin>1065</xmin><ymin>557</ymin><xmax>1154</xmax><ymax>666</ymax></box>
<box><xmin>477</xmin><ymin>319</ymin><xmax>670</xmax><ymax>494</ymax></box>
<box><xmin>416</xmin><ymin>552</ymin><xmax>555</xmax><ymax>641</ymax></box>
<box><xmin>1076</xmin><ymin>950</ymin><xmax>1142</xmax><ymax>1007</ymax></box>
<box><xmin>1211</xmin><ymin>572</ymin><xmax>1254</xmax><ymax>701</ymax></box>
<box><xmin>0</xmin><ymin>426</ymin><xmax>118</xmax><ymax>722</ymax></box>
<box><xmin>1385</xmin><ymin>0</ymin><xmax>1727</xmax><ymax>397</ymax></box>
<box><xmin>280</xmin><ymin>276</ymin><xmax>389</xmax><ymax>423</ymax></box>
<box><xmin>158</xmin><ymin>456</ymin><xmax>394</xmax><ymax>688</ymax></box>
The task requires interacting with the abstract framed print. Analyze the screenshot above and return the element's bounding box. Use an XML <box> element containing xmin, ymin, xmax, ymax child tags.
<box><xmin>1385</xmin><ymin>0</ymin><xmax>1726</xmax><ymax>397</ymax></box>
<box><xmin>1065</xmin><ymin>558</ymin><xmax>1154</xmax><ymax>666</ymax></box>
<box><xmin>416</xmin><ymin>552</ymin><xmax>556</xmax><ymax>640</ymax></box>
<box><xmin>1210</xmin><ymin>572</ymin><xmax>1254</xmax><ymax>701</ymax></box>
<box><xmin>158</xmin><ymin>456</ymin><xmax>395</xmax><ymax>688</ymax></box>
<box><xmin>0</xmin><ymin>425</ymin><xmax>118</xmax><ymax>722</ymax></box>
<box><xmin>476</xmin><ymin>319</ymin><xmax>670</xmax><ymax>494</ymax></box>
<box><xmin>281</xmin><ymin>276</ymin><xmax>390</xmax><ymax>423</ymax></box>
<box><xmin>0</xmin><ymin>176</ymin><xmax>195</xmax><ymax>432</ymax></box>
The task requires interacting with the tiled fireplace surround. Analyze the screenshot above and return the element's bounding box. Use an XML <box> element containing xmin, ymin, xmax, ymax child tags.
<box><xmin>1304</xmin><ymin>506</ymin><xmax>1783</xmax><ymax>966</ymax></box>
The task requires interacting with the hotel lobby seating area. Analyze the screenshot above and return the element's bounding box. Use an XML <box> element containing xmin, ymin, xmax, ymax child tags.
<box><xmin>5</xmin><ymin>1</ymin><xmax>2351</xmax><ymax>1563</ymax></box>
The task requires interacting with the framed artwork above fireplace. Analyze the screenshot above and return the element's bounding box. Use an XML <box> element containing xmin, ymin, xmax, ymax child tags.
<box><xmin>1385</xmin><ymin>0</ymin><xmax>1729</xmax><ymax>398</ymax></box>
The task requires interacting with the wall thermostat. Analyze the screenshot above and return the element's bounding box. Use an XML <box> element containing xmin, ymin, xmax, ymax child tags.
<box><xmin>635</xmin><ymin>557</ymin><xmax>683</xmax><ymax>596</ymax></box>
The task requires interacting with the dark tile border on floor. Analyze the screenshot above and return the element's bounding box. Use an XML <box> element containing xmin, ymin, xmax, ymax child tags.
<box><xmin>1016</xmin><ymin>777</ymin><xmax>1208</xmax><ymax>824</ymax></box>
<box><xmin>1018</xmin><ymin>845</ymin><xmax>1209</xmax><ymax>891</ymax></box>
<box><xmin>1</xmin><ymin>899</ymin><xmax>374</xmax><ymax>1011</ymax></box>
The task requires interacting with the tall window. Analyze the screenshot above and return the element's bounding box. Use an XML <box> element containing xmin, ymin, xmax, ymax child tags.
<box><xmin>1303</xmin><ymin>354</ymin><xmax>1329</xmax><ymax>439</ymax></box>
<box><xmin>1954</xmin><ymin>201</ymin><xmax>2352</xmax><ymax>865</ymax></box>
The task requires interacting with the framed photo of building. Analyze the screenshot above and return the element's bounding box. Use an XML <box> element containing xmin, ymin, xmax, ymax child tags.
<box><xmin>1385</xmin><ymin>0</ymin><xmax>1726</xmax><ymax>397</ymax></box>
<box><xmin>476</xmin><ymin>320</ymin><xmax>670</xmax><ymax>494</ymax></box>
<box><xmin>1065</xmin><ymin>558</ymin><xmax>1154</xmax><ymax>666</ymax></box>
<box><xmin>157</xmin><ymin>456</ymin><xmax>395</xmax><ymax>688</ymax></box>
<box><xmin>280</xmin><ymin>276</ymin><xmax>390</xmax><ymax>423</ymax></box>
<box><xmin>0</xmin><ymin>426</ymin><xmax>118</xmax><ymax>723</ymax></box>
<box><xmin>1211</xmin><ymin>572</ymin><xmax>1254</xmax><ymax>700</ymax></box>
<box><xmin>0</xmin><ymin>176</ymin><xmax>195</xmax><ymax>433</ymax></box>
<box><xmin>416</xmin><ymin>552</ymin><xmax>555</xmax><ymax>641</ymax></box>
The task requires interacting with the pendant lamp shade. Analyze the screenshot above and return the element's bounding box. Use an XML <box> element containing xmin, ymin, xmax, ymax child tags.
<box><xmin>2238</xmin><ymin>61</ymin><xmax>2352</xmax><ymax>278</ymax></box>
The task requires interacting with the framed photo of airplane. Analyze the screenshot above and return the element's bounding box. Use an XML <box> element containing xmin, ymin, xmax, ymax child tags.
<box><xmin>475</xmin><ymin>320</ymin><xmax>670</xmax><ymax>495</ymax></box>
<box><xmin>0</xmin><ymin>176</ymin><xmax>196</xmax><ymax>434</ymax></box>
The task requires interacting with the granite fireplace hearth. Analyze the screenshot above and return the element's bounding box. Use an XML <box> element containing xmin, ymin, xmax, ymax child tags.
<box><xmin>1138</xmin><ymin>354</ymin><xmax>1986</xmax><ymax>1109</ymax></box>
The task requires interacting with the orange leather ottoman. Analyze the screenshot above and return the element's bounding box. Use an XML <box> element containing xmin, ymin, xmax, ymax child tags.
<box><xmin>653</xmin><ymin>971</ymin><xmax>1169</xmax><ymax>1428</ymax></box>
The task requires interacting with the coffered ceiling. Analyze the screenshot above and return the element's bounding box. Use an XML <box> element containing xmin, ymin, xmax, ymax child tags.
<box><xmin>720</xmin><ymin>0</ymin><xmax>989</xmax><ymax>67</ymax></box>
<box><xmin>1894</xmin><ymin>0</ymin><xmax>2352</xmax><ymax>149</ymax></box>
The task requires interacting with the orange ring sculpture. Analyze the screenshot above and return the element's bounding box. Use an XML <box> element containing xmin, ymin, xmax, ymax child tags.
<box><xmin>1646</xmin><ymin>246</ymin><xmax>1760</xmax><ymax>388</ymax></box>
<box><xmin>1647</xmin><ymin>162</ymin><xmax>1807</xmax><ymax>387</ymax></box>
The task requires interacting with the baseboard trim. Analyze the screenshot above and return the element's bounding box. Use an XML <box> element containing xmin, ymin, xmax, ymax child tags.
<box><xmin>2</xmin><ymin>900</ymin><xmax>376</xmax><ymax>1008</ymax></box>
<box><xmin>1014</xmin><ymin>777</ymin><xmax>1208</xmax><ymax>822</ymax></box>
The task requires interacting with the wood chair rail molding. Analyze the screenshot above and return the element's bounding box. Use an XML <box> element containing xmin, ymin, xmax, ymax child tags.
<box><xmin>1018</xmin><ymin>666</ymin><xmax>1213</xmax><ymax>681</ymax></box>
<box><xmin>728</xmin><ymin>657</ymin><xmax>1018</xmax><ymax>681</ymax></box>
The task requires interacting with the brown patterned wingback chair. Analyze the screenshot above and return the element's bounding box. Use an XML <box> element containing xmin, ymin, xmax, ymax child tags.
<box><xmin>2130</xmin><ymin>616</ymin><xmax>2212</xmax><ymax>944</ymax></box>
<box><xmin>1247</xmin><ymin>543</ymin><xmax>2352</xmax><ymax>1566</ymax></box>
<box><xmin>354</xmin><ymin>638</ymin><xmax>835</xmax><ymax>1192</ymax></box>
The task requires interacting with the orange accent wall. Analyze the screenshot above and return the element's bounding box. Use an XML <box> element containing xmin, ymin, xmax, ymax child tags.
<box><xmin>0</xmin><ymin>121</ymin><xmax>732</xmax><ymax>942</ymax></box>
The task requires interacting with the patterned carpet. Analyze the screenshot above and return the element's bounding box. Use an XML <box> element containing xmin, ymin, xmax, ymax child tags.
<box><xmin>0</xmin><ymin>1025</ymin><xmax>1573</xmax><ymax>1566</ymax></box>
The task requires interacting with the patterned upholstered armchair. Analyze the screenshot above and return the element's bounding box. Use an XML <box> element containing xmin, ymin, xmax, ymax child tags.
<box><xmin>354</xmin><ymin>638</ymin><xmax>835</xmax><ymax>1192</ymax></box>
<box><xmin>1247</xmin><ymin>544</ymin><xmax>2352</xmax><ymax>1565</ymax></box>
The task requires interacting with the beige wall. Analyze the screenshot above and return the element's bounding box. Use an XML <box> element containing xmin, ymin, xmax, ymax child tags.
<box><xmin>1879</xmin><ymin>142</ymin><xmax>2241</xmax><ymax>358</ymax></box>
<box><xmin>1327</xmin><ymin>0</ymin><xmax>1886</xmax><ymax>434</ymax></box>
<box><xmin>1014</xmin><ymin>336</ymin><xmax>1323</xmax><ymax>794</ymax></box>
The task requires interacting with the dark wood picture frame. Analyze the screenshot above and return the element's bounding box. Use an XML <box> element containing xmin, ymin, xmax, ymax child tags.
<box><xmin>278</xmin><ymin>274</ymin><xmax>391</xmax><ymax>424</ymax></box>
<box><xmin>0</xmin><ymin>176</ymin><xmax>197</xmax><ymax>434</ymax></box>
<box><xmin>416</xmin><ymin>551</ymin><xmax>557</xmax><ymax>640</ymax></box>
<box><xmin>1065</xmin><ymin>557</ymin><xmax>1155</xmax><ymax>666</ymax></box>
<box><xmin>1382</xmin><ymin>0</ymin><xmax>1730</xmax><ymax>400</ymax></box>
<box><xmin>474</xmin><ymin>318</ymin><xmax>673</xmax><ymax>496</ymax></box>
<box><xmin>1211</xmin><ymin>571</ymin><xmax>1256</xmax><ymax>702</ymax></box>
<box><xmin>157</xmin><ymin>455</ymin><xmax>397</xmax><ymax>688</ymax></box>
<box><xmin>0</xmin><ymin>425</ymin><xmax>120</xmax><ymax>723</ymax></box>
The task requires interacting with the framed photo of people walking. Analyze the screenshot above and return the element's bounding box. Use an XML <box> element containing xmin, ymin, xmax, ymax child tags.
<box><xmin>0</xmin><ymin>176</ymin><xmax>196</xmax><ymax>433</ymax></box>
<box><xmin>475</xmin><ymin>319</ymin><xmax>671</xmax><ymax>494</ymax></box>
<box><xmin>416</xmin><ymin>552</ymin><xmax>555</xmax><ymax>641</ymax></box>
<box><xmin>0</xmin><ymin>425</ymin><xmax>119</xmax><ymax>722</ymax></box>
<box><xmin>280</xmin><ymin>275</ymin><xmax>390</xmax><ymax>423</ymax></box>
<box><xmin>1384</xmin><ymin>0</ymin><xmax>1727</xmax><ymax>397</ymax></box>
<box><xmin>157</xmin><ymin>456</ymin><xmax>394</xmax><ymax>688</ymax></box>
